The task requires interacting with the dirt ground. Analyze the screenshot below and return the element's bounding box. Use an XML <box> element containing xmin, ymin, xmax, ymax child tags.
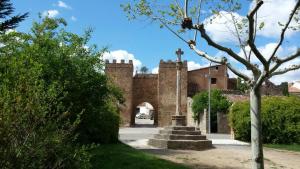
<box><xmin>143</xmin><ymin>145</ymin><xmax>300</xmax><ymax>169</ymax></box>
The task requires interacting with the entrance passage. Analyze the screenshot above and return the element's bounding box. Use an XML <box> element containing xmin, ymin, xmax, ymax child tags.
<box><xmin>134</xmin><ymin>102</ymin><xmax>155</xmax><ymax>127</ymax></box>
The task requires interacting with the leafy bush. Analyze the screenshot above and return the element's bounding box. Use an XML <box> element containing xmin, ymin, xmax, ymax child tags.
<box><xmin>0</xmin><ymin>17</ymin><xmax>122</xmax><ymax>168</ymax></box>
<box><xmin>229</xmin><ymin>96</ymin><xmax>300</xmax><ymax>144</ymax></box>
<box><xmin>192</xmin><ymin>89</ymin><xmax>231</xmax><ymax>120</ymax></box>
<box><xmin>192</xmin><ymin>89</ymin><xmax>231</xmax><ymax>132</ymax></box>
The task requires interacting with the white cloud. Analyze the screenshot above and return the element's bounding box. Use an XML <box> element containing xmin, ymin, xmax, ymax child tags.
<box><xmin>271</xmin><ymin>69</ymin><xmax>300</xmax><ymax>84</ymax></box>
<box><xmin>152</xmin><ymin>67</ymin><xmax>159</xmax><ymax>74</ymax></box>
<box><xmin>103</xmin><ymin>50</ymin><xmax>142</xmax><ymax>74</ymax></box>
<box><xmin>204</xmin><ymin>0</ymin><xmax>299</xmax><ymax>43</ymax></box>
<box><xmin>58</xmin><ymin>1</ymin><xmax>72</xmax><ymax>9</ymax></box>
<box><xmin>252</xmin><ymin>0</ymin><xmax>299</xmax><ymax>38</ymax></box>
<box><xmin>229</xmin><ymin>42</ymin><xmax>300</xmax><ymax>84</ymax></box>
<box><xmin>42</xmin><ymin>10</ymin><xmax>59</xmax><ymax>18</ymax></box>
<box><xmin>71</xmin><ymin>16</ymin><xmax>77</xmax><ymax>21</ymax></box>
<box><xmin>187</xmin><ymin>61</ymin><xmax>202</xmax><ymax>71</ymax></box>
<box><xmin>204</xmin><ymin>11</ymin><xmax>247</xmax><ymax>43</ymax></box>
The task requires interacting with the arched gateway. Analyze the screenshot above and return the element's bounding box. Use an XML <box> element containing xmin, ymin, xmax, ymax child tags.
<box><xmin>105</xmin><ymin>59</ymin><xmax>232</xmax><ymax>127</ymax></box>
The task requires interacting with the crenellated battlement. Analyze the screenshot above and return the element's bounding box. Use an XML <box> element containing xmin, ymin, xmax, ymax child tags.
<box><xmin>159</xmin><ymin>59</ymin><xmax>187</xmax><ymax>68</ymax></box>
<box><xmin>105</xmin><ymin>59</ymin><xmax>133</xmax><ymax>68</ymax></box>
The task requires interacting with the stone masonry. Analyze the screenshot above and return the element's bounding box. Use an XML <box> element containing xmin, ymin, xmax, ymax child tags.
<box><xmin>105</xmin><ymin>59</ymin><xmax>233</xmax><ymax>127</ymax></box>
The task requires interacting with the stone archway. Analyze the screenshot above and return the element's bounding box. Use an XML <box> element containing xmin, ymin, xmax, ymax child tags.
<box><xmin>134</xmin><ymin>102</ymin><xmax>156</xmax><ymax>127</ymax></box>
<box><xmin>132</xmin><ymin>74</ymin><xmax>158</xmax><ymax>126</ymax></box>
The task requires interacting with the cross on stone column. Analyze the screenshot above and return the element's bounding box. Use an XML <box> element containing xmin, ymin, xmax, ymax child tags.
<box><xmin>175</xmin><ymin>48</ymin><xmax>183</xmax><ymax>116</ymax></box>
<box><xmin>172</xmin><ymin>48</ymin><xmax>186</xmax><ymax>126</ymax></box>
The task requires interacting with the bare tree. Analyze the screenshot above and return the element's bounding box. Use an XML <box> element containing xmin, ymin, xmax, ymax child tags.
<box><xmin>122</xmin><ymin>0</ymin><xmax>300</xmax><ymax>168</ymax></box>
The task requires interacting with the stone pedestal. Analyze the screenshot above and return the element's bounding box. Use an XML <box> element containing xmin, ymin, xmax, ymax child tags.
<box><xmin>148</xmin><ymin>126</ymin><xmax>212</xmax><ymax>150</ymax></box>
<box><xmin>172</xmin><ymin>115</ymin><xmax>186</xmax><ymax>126</ymax></box>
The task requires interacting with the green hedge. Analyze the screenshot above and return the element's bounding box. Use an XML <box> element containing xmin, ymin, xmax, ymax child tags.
<box><xmin>229</xmin><ymin>96</ymin><xmax>300</xmax><ymax>144</ymax></box>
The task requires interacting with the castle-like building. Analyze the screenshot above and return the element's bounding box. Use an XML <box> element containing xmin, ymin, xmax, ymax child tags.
<box><xmin>105</xmin><ymin>59</ymin><xmax>236</xmax><ymax>127</ymax></box>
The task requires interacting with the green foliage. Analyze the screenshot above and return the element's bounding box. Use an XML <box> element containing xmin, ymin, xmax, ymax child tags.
<box><xmin>281</xmin><ymin>82</ymin><xmax>289</xmax><ymax>96</ymax></box>
<box><xmin>229</xmin><ymin>96</ymin><xmax>300</xmax><ymax>144</ymax></box>
<box><xmin>0</xmin><ymin>0</ymin><xmax>28</xmax><ymax>33</ymax></box>
<box><xmin>140</xmin><ymin>66</ymin><xmax>149</xmax><ymax>74</ymax></box>
<box><xmin>0</xmin><ymin>17</ymin><xmax>122</xmax><ymax>168</ymax></box>
<box><xmin>192</xmin><ymin>89</ymin><xmax>231</xmax><ymax>122</ymax></box>
<box><xmin>236</xmin><ymin>77</ymin><xmax>250</xmax><ymax>93</ymax></box>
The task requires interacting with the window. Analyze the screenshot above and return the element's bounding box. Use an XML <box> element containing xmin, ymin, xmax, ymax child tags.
<box><xmin>211</xmin><ymin>78</ymin><xmax>217</xmax><ymax>84</ymax></box>
<box><xmin>215</xmin><ymin>66</ymin><xmax>219</xmax><ymax>70</ymax></box>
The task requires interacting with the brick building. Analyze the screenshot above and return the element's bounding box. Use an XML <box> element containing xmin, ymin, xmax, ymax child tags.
<box><xmin>105</xmin><ymin>59</ymin><xmax>236</xmax><ymax>127</ymax></box>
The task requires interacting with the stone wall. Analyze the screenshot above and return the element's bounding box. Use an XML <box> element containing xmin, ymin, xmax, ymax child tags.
<box><xmin>105</xmin><ymin>59</ymin><xmax>133</xmax><ymax>126</ymax></box>
<box><xmin>132</xmin><ymin>74</ymin><xmax>158</xmax><ymax>125</ymax></box>
<box><xmin>158</xmin><ymin>60</ymin><xmax>188</xmax><ymax>127</ymax></box>
<box><xmin>217</xmin><ymin>112</ymin><xmax>230</xmax><ymax>134</ymax></box>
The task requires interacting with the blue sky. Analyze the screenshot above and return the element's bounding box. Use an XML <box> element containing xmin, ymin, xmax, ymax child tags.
<box><xmin>12</xmin><ymin>0</ymin><xmax>300</xmax><ymax>83</ymax></box>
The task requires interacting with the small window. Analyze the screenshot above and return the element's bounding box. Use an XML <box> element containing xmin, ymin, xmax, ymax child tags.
<box><xmin>215</xmin><ymin>66</ymin><xmax>219</xmax><ymax>70</ymax></box>
<box><xmin>211</xmin><ymin>78</ymin><xmax>217</xmax><ymax>84</ymax></box>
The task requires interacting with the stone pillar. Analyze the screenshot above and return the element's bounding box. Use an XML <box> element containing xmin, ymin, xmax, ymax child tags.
<box><xmin>200</xmin><ymin>109</ymin><xmax>209</xmax><ymax>134</ymax></box>
<box><xmin>172</xmin><ymin>48</ymin><xmax>186</xmax><ymax>126</ymax></box>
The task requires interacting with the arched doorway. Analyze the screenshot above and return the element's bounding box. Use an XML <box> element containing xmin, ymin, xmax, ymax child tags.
<box><xmin>134</xmin><ymin>102</ymin><xmax>155</xmax><ymax>127</ymax></box>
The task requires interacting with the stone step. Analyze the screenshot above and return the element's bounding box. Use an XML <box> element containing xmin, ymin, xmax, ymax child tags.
<box><xmin>154</xmin><ymin>134</ymin><xmax>207</xmax><ymax>140</ymax></box>
<box><xmin>159</xmin><ymin>129</ymin><xmax>201</xmax><ymax>135</ymax></box>
<box><xmin>165</xmin><ymin>126</ymin><xmax>197</xmax><ymax>131</ymax></box>
<box><xmin>148</xmin><ymin>139</ymin><xmax>212</xmax><ymax>150</ymax></box>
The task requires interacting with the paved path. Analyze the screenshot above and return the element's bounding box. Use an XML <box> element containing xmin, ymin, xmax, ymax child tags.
<box><xmin>119</xmin><ymin>125</ymin><xmax>249</xmax><ymax>149</ymax></box>
<box><xmin>119</xmin><ymin>126</ymin><xmax>300</xmax><ymax>169</ymax></box>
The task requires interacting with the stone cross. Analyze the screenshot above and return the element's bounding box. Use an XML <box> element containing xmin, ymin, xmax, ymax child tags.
<box><xmin>176</xmin><ymin>48</ymin><xmax>184</xmax><ymax>62</ymax></box>
<box><xmin>175</xmin><ymin>48</ymin><xmax>183</xmax><ymax>116</ymax></box>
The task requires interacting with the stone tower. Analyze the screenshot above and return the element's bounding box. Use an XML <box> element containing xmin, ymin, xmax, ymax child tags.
<box><xmin>157</xmin><ymin>60</ymin><xmax>188</xmax><ymax>126</ymax></box>
<box><xmin>105</xmin><ymin>59</ymin><xmax>133</xmax><ymax>126</ymax></box>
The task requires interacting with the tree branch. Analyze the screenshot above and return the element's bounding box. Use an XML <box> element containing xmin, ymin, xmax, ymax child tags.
<box><xmin>193</xmin><ymin>24</ymin><xmax>260</xmax><ymax>74</ymax></box>
<box><xmin>193</xmin><ymin>0</ymin><xmax>202</xmax><ymax>43</ymax></box>
<box><xmin>280</xmin><ymin>48</ymin><xmax>300</xmax><ymax>63</ymax></box>
<box><xmin>268</xmin><ymin>0</ymin><xmax>300</xmax><ymax>64</ymax></box>
<box><xmin>184</xmin><ymin>0</ymin><xmax>188</xmax><ymax>18</ymax></box>
<box><xmin>156</xmin><ymin>18</ymin><xmax>189</xmax><ymax>44</ymax></box>
<box><xmin>269</xmin><ymin>48</ymin><xmax>300</xmax><ymax>74</ymax></box>
<box><xmin>271</xmin><ymin>64</ymin><xmax>300</xmax><ymax>77</ymax></box>
<box><xmin>247</xmin><ymin>1</ymin><xmax>267</xmax><ymax>67</ymax></box>
<box><xmin>190</xmin><ymin>44</ymin><xmax>251</xmax><ymax>81</ymax></box>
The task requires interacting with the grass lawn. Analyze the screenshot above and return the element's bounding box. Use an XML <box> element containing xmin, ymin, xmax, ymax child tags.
<box><xmin>91</xmin><ymin>143</ymin><xmax>190</xmax><ymax>169</ymax></box>
<box><xmin>264</xmin><ymin>144</ymin><xmax>300</xmax><ymax>152</ymax></box>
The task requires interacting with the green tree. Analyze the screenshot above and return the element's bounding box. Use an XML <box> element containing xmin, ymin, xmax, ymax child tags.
<box><xmin>121</xmin><ymin>1</ymin><xmax>300</xmax><ymax>168</ymax></box>
<box><xmin>192</xmin><ymin>90</ymin><xmax>231</xmax><ymax>130</ymax></box>
<box><xmin>0</xmin><ymin>0</ymin><xmax>28</xmax><ymax>33</ymax></box>
<box><xmin>0</xmin><ymin>17</ymin><xmax>123</xmax><ymax>168</ymax></box>
<box><xmin>140</xmin><ymin>66</ymin><xmax>149</xmax><ymax>74</ymax></box>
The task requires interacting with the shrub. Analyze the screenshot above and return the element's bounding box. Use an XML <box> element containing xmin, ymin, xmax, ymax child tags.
<box><xmin>0</xmin><ymin>17</ymin><xmax>123</xmax><ymax>168</ymax></box>
<box><xmin>0</xmin><ymin>54</ymin><xmax>91</xmax><ymax>169</ymax></box>
<box><xmin>192</xmin><ymin>89</ymin><xmax>231</xmax><ymax>120</ymax></box>
<box><xmin>229</xmin><ymin>96</ymin><xmax>300</xmax><ymax>144</ymax></box>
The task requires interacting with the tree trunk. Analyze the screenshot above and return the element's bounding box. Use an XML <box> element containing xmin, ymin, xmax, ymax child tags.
<box><xmin>250</xmin><ymin>87</ymin><xmax>264</xmax><ymax>169</ymax></box>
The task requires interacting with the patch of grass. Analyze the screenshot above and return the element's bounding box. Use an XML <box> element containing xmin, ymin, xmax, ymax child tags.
<box><xmin>91</xmin><ymin>143</ymin><xmax>190</xmax><ymax>169</ymax></box>
<box><xmin>264</xmin><ymin>144</ymin><xmax>300</xmax><ymax>152</ymax></box>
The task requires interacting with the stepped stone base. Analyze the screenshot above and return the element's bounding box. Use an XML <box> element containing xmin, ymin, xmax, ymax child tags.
<box><xmin>148</xmin><ymin>126</ymin><xmax>212</xmax><ymax>150</ymax></box>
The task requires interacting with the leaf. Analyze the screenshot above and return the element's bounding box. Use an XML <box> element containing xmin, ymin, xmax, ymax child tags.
<box><xmin>259</xmin><ymin>22</ymin><xmax>264</xmax><ymax>30</ymax></box>
<box><xmin>278</xmin><ymin>22</ymin><xmax>284</xmax><ymax>27</ymax></box>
